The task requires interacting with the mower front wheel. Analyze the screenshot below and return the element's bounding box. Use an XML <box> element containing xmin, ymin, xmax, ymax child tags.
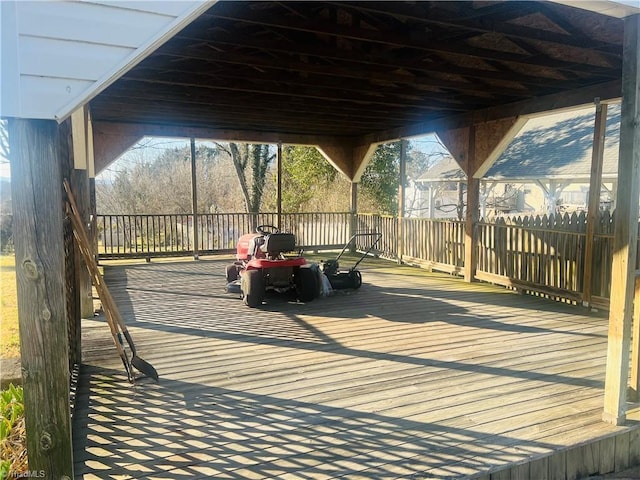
<box><xmin>351</xmin><ymin>269</ymin><xmax>363</xmax><ymax>289</ymax></box>
<box><xmin>296</xmin><ymin>267</ymin><xmax>318</xmax><ymax>303</ymax></box>
<box><xmin>242</xmin><ymin>269</ymin><xmax>264</xmax><ymax>307</ymax></box>
<box><xmin>226</xmin><ymin>263</ymin><xmax>241</xmax><ymax>283</ymax></box>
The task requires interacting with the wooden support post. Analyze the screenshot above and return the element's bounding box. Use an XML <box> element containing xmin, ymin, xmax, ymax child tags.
<box><xmin>428</xmin><ymin>184</ymin><xmax>435</xmax><ymax>219</ymax></box>
<box><xmin>70</xmin><ymin>168</ymin><xmax>89</xmax><ymax>362</ymax></box>
<box><xmin>86</xmin><ymin>111</ymin><xmax>99</xmax><ymax>264</ymax></box>
<box><xmin>603</xmin><ymin>13</ymin><xmax>640</xmax><ymax>426</ymax></box>
<box><xmin>71</xmin><ymin>106</ymin><xmax>94</xmax><ymax>318</ymax></box>
<box><xmin>350</xmin><ymin>182</ymin><xmax>358</xmax><ymax>252</ymax></box>
<box><xmin>630</xmin><ymin>275</ymin><xmax>640</xmax><ymax>401</ymax></box>
<box><xmin>456</xmin><ymin>181</ymin><xmax>463</xmax><ymax>220</ymax></box>
<box><xmin>583</xmin><ymin>102</ymin><xmax>608</xmax><ymax>306</ymax></box>
<box><xmin>89</xmin><ymin>178</ymin><xmax>98</xmax><ymax>263</ymax></box>
<box><xmin>277</xmin><ymin>143</ymin><xmax>283</xmax><ymax>230</ymax></box>
<box><xmin>9</xmin><ymin>119</ymin><xmax>74</xmax><ymax>477</ymax></box>
<box><xmin>397</xmin><ymin>139</ymin><xmax>407</xmax><ymax>263</ymax></box>
<box><xmin>464</xmin><ymin>126</ymin><xmax>479</xmax><ymax>282</ymax></box>
<box><xmin>190</xmin><ymin>137</ymin><xmax>199</xmax><ymax>260</ymax></box>
<box><xmin>464</xmin><ymin>177</ymin><xmax>480</xmax><ymax>282</ymax></box>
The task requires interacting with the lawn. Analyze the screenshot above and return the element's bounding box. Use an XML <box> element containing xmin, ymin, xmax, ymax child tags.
<box><xmin>0</xmin><ymin>254</ymin><xmax>19</xmax><ymax>358</ymax></box>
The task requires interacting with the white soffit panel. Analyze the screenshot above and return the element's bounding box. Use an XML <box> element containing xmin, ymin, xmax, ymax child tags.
<box><xmin>1</xmin><ymin>1</ymin><xmax>213</xmax><ymax>121</ymax></box>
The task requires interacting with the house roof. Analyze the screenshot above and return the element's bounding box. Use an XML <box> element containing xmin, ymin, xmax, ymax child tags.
<box><xmin>417</xmin><ymin>156</ymin><xmax>466</xmax><ymax>183</ymax></box>
<box><xmin>484</xmin><ymin>102</ymin><xmax>621</xmax><ymax>181</ymax></box>
<box><xmin>417</xmin><ymin>102</ymin><xmax>621</xmax><ymax>183</ymax></box>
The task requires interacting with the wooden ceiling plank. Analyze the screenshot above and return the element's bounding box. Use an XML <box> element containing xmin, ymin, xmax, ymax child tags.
<box><xmin>93</xmin><ymin>93</ymin><xmax>432</xmax><ymax>124</ymax></box>
<box><xmin>115</xmin><ymin>76</ymin><xmax>481</xmax><ymax>112</ymax></box>
<box><xmin>156</xmin><ymin>42</ymin><xmax>603</xmax><ymax>104</ymax></box>
<box><xmin>337</xmin><ymin>1</ymin><xmax>622</xmax><ymax>55</ymax></box>
<box><xmin>201</xmin><ymin>7</ymin><xmax>620</xmax><ymax>75</ymax></box>
<box><xmin>125</xmin><ymin>64</ymin><xmax>525</xmax><ymax>105</ymax></box>
<box><xmin>170</xmin><ymin>28</ymin><xmax>617</xmax><ymax>91</ymax></box>
<box><xmin>137</xmin><ymin>53</ymin><xmax>533</xmax><ymax>99</ymax></box>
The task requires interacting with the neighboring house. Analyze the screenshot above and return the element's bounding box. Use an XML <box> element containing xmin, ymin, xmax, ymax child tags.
<box><xmin>407</xmin><ymin>156</ymin><xmax>465</xmax><ymax>219</ymax></box>
<box><xmin>412</xmin><ymin>103</ymin><xmax>621</xmax><ymax>218</ymax></box>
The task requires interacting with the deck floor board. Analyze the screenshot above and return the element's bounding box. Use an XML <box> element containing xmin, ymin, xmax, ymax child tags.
<box><xmin>73</xmin><ymin>256</ymin><xmax>635</xmax><ymax>479</ymax></box>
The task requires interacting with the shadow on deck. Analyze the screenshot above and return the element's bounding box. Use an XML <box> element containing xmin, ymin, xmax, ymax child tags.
<box><xmin>73</xmin><ymin>256</ymin><xmax>640</xmax><ymax>479</ymax></box>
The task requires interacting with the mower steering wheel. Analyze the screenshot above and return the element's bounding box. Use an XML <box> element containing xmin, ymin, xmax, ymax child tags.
<box><xmin>256</xmin><ymin>224</ymin><xmax>280</xmax><ymax>235</ymax></box>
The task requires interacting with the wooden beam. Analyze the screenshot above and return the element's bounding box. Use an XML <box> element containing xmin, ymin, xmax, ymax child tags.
<box><xmin>71</xmin><ymin>106</ymin><xmax>94</xmax><ymax>318</ymax></box>
<box><xmin>398</xmin><ymin>139</ymin><xmax>408</xmax><ymax>263</ymax></box>
<box><xmin>86</xmin><ymin>109</ymin><xmax>96</xmax><ymax>179</ymax></box>
<box><xmin>473</xmin><ymin>117</ymin><xmax>527</xmax><ymax>177</ymax></box>
<box><xmin>630</xmin><ymin>275</ymin><xmax>640</xmax><ymax>401</ymax></box>
<box><xmin>464</xmin><ymin>126</ymin><xmax>480</xmax><ymax>283</ymax></box>
<box><xmin>276</xmin><ymin>143</ymin><xmax>282</xmax><ymax>230</ymax></box>
<box><xmin>583</xmin><ymin>102</ymin><xmax>609</xmax><ymax>306</ymax></box>
<box><xmin>436</xmin><ymin>126</ymin><xmax>470</xmax><ymax>169</ymax></box>
<box><xmin>360</xmin><ymin>79</ymin><xmax>622</xmax><ymax>145</ymax></box>
<box><xmin>93</xmin><ymin>120</ymin><xmax>383</xmax><ymax>182</ymax></box>
<box><xmin>190</xmin><ymin>137</ymin><xmax>199</xmax><ymax>261</ymax></box>
<box><xmin>70</xmin><ymin>168</ymin><xmax>92</xmax><ymax>319</ymax></box>
<box><xmin>352</xmin><ymin>143</ymin><xmax>379</xmax><ymax>183</ymax></box>
<box><xmin>92</xmin><ymin>126</ymin><xmax>142</xmax><ymax>175</ymax></box>
<box><xmin>603</xmin><ymin>14</ymin><xmax>640</xmax><ymax>427</ymax></box>
<box><xmin>8</xmin><ymin>119</ymin><xmax>73</xmax><ymax>477</ymax></box>
<box><xmin>350</xmin><ymin>182</ymin><xmax>358</xmax><ymax>252</ymax></box>
<box><xmin>436</xmin><ymin>117</ymin><xmax>526</xmax><ymax>178</ymax></box>
<box><xmin>316</xmin><ymin>141</ymin><xmax>378</xmax><ymax>182</ymax></box>
<box><xmin>71</xmin><ymin>108</ymin><xmax>88</xmax><ymax>170</ymax></box>
<box><xmin>93</xmin><ymin>121</ymin><xmax>340</xmax><ymax>160</ymax></box>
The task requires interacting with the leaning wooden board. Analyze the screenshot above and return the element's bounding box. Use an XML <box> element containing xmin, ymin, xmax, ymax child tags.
<box><xmin>64</xmin><ymin>179</ymin><xmax>158</xmax><ymax>382</ymax></box>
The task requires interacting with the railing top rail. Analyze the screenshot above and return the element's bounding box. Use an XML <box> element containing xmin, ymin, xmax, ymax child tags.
<box><xmin>402</xmin><ymin>217</ymin><xmax>465</xmax><ymax>223</ymax></box>
<box><xmin>477</xmin><ymin>222</ymin><xmax>587</xmax><ymax>236</ymax></box>
<box><xmin>97</xmin><ymin>212</ymin><xmax>352</xmax><ymax>217</ymax></box>
<box><xmin>357</xmin><ymin>213</ymin><xmax>397</xmax><ymax>219</ymax></box>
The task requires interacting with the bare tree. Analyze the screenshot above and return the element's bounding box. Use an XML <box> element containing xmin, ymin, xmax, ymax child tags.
<box><xmin>216</xmin><ymin>142</ymin><xmax>275</xmax><ymax>213</ymax></box>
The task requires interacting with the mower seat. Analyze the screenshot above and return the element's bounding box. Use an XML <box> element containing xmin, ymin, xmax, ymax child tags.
<box><xmin>260</xmin><ymin>233</ymin><xmax>296</xmax><ymax>257</ymax></box>
<box><xmin>247</xmin><ymin>235</ymin><xmax>265</xmax><ymax>258</ymax></box>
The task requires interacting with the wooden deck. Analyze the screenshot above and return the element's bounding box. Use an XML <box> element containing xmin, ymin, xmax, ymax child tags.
<box><xmin>73</xmin><ymin>256</ymin><xmax>640</xmax><ymax>479</ymax></box>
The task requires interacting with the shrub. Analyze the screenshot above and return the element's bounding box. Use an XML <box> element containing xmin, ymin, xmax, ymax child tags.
<box><xmin>1</xmin><ymin>384</ymin><xmax>27</xmax><ymax>478</ymax></box>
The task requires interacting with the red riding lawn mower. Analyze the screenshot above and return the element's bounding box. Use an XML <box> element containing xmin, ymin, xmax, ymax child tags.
<box><xmin>225</xmin><ymin>225</ymin><xmax>319</xmax><ymax>307</ymax></box>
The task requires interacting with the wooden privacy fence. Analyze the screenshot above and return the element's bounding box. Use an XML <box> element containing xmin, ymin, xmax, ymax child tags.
<box><xmin>96</xmin><ymin>212</ymin><xmax>351</xmax><ymax>259</ymax></box>
<box><xmin>476</xmin><ymin>213</ymin><xmax>587</xmax><ymax>303</ymax></box>
<box><xmin>476</xmin><ymin>211</ymin><xmax>639</xmax><ymax>307</ymax></box>
<box><xmin>358</xmin><ymin>211</ymin><xmax>637</xmax><ymax>307</ymax></box>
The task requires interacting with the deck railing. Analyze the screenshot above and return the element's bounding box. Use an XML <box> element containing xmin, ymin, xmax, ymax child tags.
<box><xmin>96</xmin><ymin>212</ymin><xmax>351</xmax><ymax>259</ymax></box>
<box><xmin>354</xmin><ymin>214</ymin><xmax>398</xmax><ymax>259</ymax></box>
<box><xmin>402</xmin><ymin>217</ymin><xmax>466</xmax><ymax>273</ymax></box>
<box><xmin>97</xmin><ymin>210</ymin><xmax>637</xmax><ymax>307</ymax></box>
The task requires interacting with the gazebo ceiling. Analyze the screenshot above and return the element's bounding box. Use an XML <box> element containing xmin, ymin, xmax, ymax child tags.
<box><xmin>89</xmin><ymin>1</ymin><xmax>625</xmax><ymax>141</ymax></box>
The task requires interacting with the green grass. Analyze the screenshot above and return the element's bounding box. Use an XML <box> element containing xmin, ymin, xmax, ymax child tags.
<box><xmin>0</xmin><ymin>255</ymin><xmax>18</xmax><ymax>359</ymax></box>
